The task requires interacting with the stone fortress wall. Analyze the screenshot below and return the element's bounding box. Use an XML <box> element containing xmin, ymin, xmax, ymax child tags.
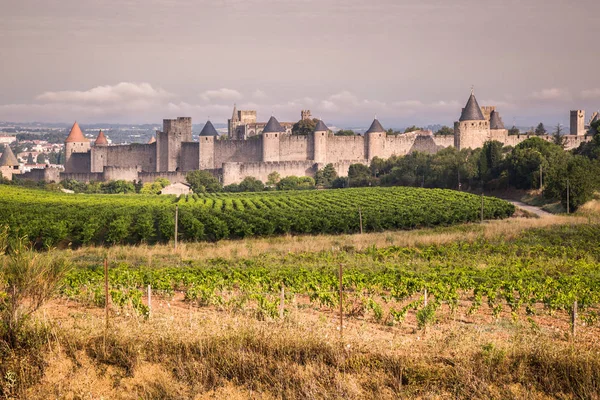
<box><xmin>13</xmin><ymin>90</ymin><xmax>593</xmax><ymax>186</ymax></box>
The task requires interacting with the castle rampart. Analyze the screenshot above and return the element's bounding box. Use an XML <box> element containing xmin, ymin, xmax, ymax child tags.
<box><xmin>54</xmin><ymin>93</ymin><xmax>596</xmax><ymax>187</ymax></box>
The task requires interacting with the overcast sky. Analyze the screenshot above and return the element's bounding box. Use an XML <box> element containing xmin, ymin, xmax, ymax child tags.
<box><xmin>1</xmin><ymin>0</ymin><xmax>599</xmax><ymax>128</ymax></box>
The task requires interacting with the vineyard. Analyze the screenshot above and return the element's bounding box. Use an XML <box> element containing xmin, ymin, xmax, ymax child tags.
<box><xmin>0</xmin><ymin>185</ymin><xmax>514</xmax><ymax>247</ymax></box>
<box><xmin>63</xmin><ymin>223</ymin><xmax>600</xmax><ymax>331</ymax></box>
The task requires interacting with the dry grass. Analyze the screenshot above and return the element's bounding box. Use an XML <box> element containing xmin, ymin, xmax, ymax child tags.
<box><xmin>17</xmin><ymin>297</ymin><xmax>600</xmax><ymax>399</ymax></box>
<box><xmin>68</xmin><ymin>215</ymin><xmax>588</xmax><ymax>267</ymax></box>
<box><xmin>7</xmin><ymin>213</ymin><xmax>600</xmax><ymax>399</ymax></box>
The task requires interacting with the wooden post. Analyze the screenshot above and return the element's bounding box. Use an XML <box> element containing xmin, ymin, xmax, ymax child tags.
<box><xmin>174</xmin><ymin>204</ymin><xmax>179</xmax><ymax>249</ymax></box>
<box><xmin>358</xmin><ymin>206</ymin><xmax>363</xmax><ymax>234</ymax></box>
<box><xmin>424</xmin><ymin>288</ymin><xmax>428</xmax><ymax>306</ymax></box>
<box><xmin>279</xmin><ymin>282</ymin><xmax>285</xmax><ymax>320</ymax></box>
<box><xmin>339</xmin><ymin>264</ymin><xmax>343</xmax><ymax>343</ymax></box>
<box><xmin>147</xmin><ymin>285</ymin><xmax>152</xmax><ymax>318</ymax></box>
<box><xmin>104</xmin><ymin>258</ymin><xmax>109</xmax><ymax>355</ymax></box>
<box><xmin>481</xmin><ymin>192</ymin><xmax>484</xmax><ymax>223</ymax></box>
<box><xmin>572</xmin><ymin>300</ymin><xmax>577</xmax><ymax>338</ymax></box>
<box><xmin>566</xmin><ymin>179</ymin><xmax>570</xmax><ymax>214</ymax></box>
<box><xmin>540</xmin><ymin>165</ymin><xmax>543</xmax><ymax>195</ymax></box>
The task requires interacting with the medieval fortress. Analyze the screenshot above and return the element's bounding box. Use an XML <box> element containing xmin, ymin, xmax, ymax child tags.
<box><xmin>1</xmin><ymin>91</ymin><xmax>597</xmax><ymax>185</ymax></box>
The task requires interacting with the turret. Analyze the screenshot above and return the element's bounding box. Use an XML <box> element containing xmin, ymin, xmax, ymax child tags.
<box><xmin>312</xmin><ymin>119</ymin><xmax>329</xmax><ymax>163</ymax></box>
<box><xmin>454</xmin><ymin>90</ymin><xmax>489</xmax><ymax>150</ymax></box>
<box><xmin>365</xmin><ymin>118</ymin><xmax>386</xmax><ymax>161</ymax></box>
<box><xmin>262</xmin><ymin>116</ymin><xmax>283</xmax><ymax>162</ymax></box>
<box><xmin>199</xmin><ymin>120</ymin><xmax>218</xmax><ymax>169</ymax></box>
<box><xmin>64</xmin><ymin>122</ymin><xmax>90</xmax><ymax>172</ymax></box>
<box><xmin>0</xmin><ymin>145</ymin><xmax>19</xmax><ymax>180</ymax></box>
<box><xmin>0</xmin><ymin>145</ymin><xmax>19</xmax><ymax>168</ymax></box>
<box><xmin>94</xmin><ymin>130</ymin><xmax>108</xmax><ymax>146</ymax></box>
<box><xmin>489</xmin><ymin>110</ymin><xmax>505</xmax><ymax>130</ymax></box>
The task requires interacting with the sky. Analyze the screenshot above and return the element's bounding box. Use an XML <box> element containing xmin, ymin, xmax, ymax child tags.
<box><xmin>1</xmin><ymin>0</ymin><xmax>599</xmax><ymax>128</ymax></box>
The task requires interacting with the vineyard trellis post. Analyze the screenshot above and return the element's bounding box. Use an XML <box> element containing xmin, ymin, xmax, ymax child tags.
<box><xmin>540</xmin><ymin>165</ymin><xmax>543</xmax><ymax>195</ymax></box>
<box><xmin>174</xmin><ymin>204</ymin><xmax>179</xmax><ymax>249</ymax></box>
<box><xmin>572</xmin><ymin>300</ymin><xmax>577</xmax><ymax>338</ymax></box>
<box><xmin>280</xmin><ymin>282</ymin><xmax>285</xmax><ymax>320</ymax></box>
<box><xmin>358</xmin><ymin>207</ymin><xmax>363</xmax><ymax>234</ymax></box>
<box><xmin>104</xmin><ymin>258</ymin><xmax>109</xmax><ymax>356</ymax></box>
<box><xmin>566</xmin><ymin>179</ymin><xmax>570</xmax><ymax>215</ymax></box>
<box><xmin>339</xmin><ymin>264</ymin><xmax>344</xmax><ymax>344</ymax></box>
<box><xmin>481</xmin><ymin>192</ymin><xmax>484</xmax><ymax>223</ymax></box>
<box><xmin>147</xmin><ymin>285</ymin><xmax>152</xmax><ymax>318</ymax></box>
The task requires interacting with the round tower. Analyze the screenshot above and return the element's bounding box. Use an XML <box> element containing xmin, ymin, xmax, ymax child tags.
<box><xmin>64</xmin><ymin>121</ymin><xmax>90</xmax><ymax>172</ymax></box>
<box><xmin>312</xmin><ymin>119</ymin><xmax>329</xmax><ymax>163</ymax></box>
<box><xmin>199</xmin><ymin>120</ymin><xmax>218</xmax><ymax>169</ymax></box>
<box><xmin>262</xmin><ymin>116</ymin><xmax>283</xmax><ymax>162</ymax></box>
<box><xmin>454</xmin><ymin>90</ymin><xmax>489</xmax><ymax>150</ymax></box>
<box><xmin>365</xmin><ymin>118</ymin><xmax>386</xmax><ymax>161</ymax></box>
<box><xmin>94</xmin><ymin>130</ymin><xmax>108</xmax><ymax>146</ymax></box>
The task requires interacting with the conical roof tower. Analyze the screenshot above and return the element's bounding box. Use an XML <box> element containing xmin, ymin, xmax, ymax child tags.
<box><xmin>489</xmin><ymin>110</ymin><xmax>505</xmax><ymax>130</ymax></box>
<box><xmin>94</xmin><ymin>130</ymin><xmax>108</xmax><ymax>146</ymax></box>
<box><xmin>65</xmin><ymin>122</ymin><xmax>89</xmax><ymax>143</ymax></box>
<box><xmin>263</xmin><ymin>116</ymin><xmax>284</xmax><ymax>133</ymax></box>
<box><xmin>366</xmin><ymin>118</ymin><xmax>385</xmax><ymax>134</ymax></box>
<box><xmin>459</xmin><ymin>91</ymin><xmax>485</xmax><ymax>121</ymax></box>
<box><xmin>199</xmin><ymin>120</ymin><xmax>219</xmax><ymax>136</ymax></box>
<box><xmin>314</xmin><ymin>119</ymin><xmax>328</xmax><ymax>132</ymax></box>
<box><xmin>0</xmin><ymin>145</ymin><xmax>19</xmax><ymax>167</ymax></box>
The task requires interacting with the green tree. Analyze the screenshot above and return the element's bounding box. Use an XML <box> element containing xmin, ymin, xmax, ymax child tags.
<box><xmin>26</xmin><ymin>153</ymin><xmax>34</xmax><ymax>164</ymax></box>
<box><xmin>348</xmin><ymin>163</ymin><xmax>373</xmax><ymax>187</ymax></box>
<box><xmin>315</xmin><ymin>164</ymin><xmax>338</xmax><ymax>188</ymax></box>
<box><xmin>477</xmin><ymin>141</ymin><xmax>504</xmax><ymax>183</ymax></box>
<box><xmin>238</xmin><ymin>176</ymin><xmax>265</xmax><ymax>192</ymax></box>
<box><xmin>507</xmin><ymin>137</ymin><xmax>565</xmax><ymax>190</ymax></box>
<box><xmin>36</xmin><ymin>153</ymin><xmax>47</xmax><ymax>164</ymax></box>
<box><xmin>435</xmin><ymin>126</ymin><xmax>454</xmax><ymax>136</ymax></box>
<box><xmin>545</xmin><ymin>155</ymin><xmax>600</xmax><ymax>211</ymax></box>
<box><xmin>292</xmin><ymin>118</ymin><xmax>318</xmax><ymax>135</ymax></box>
<box><xmin>186</xmin><ymin>170</ymin><xmax>222</xmax><ymax>193</ymax></box>
<box><xmin>266</xmin><ymin>171</ymin><xmax>281</xmax><ymax>187</ymax></box>
<box><xmin>140</xmin><ymin>178</ymin><xmax>170</xmax><ymax>195</ymax></box>
<box><xmin>535</xmin><ymin>123</ymin><xmax>547</xmax><ymax>135</ymax></box>
<box><xmin>552</xmin><ymin>123</ymin><xmax>566</xmax><ymax>148</ymax></box>
<box><xmin>335</xmin><ymin>129</ymin><xmax>356</xmax><ymax>136</ymax></box>
<box><xmin>276</xmin><ymin>176</ymin><xmax>315</xmax><ymax>190</ymax></box>
<box><xmin>101</xmin><ymin>180</ymin><xmax>136</xmax><ymax>194</ymax></box>
<box><xmin>404</xmin><ymin>125</ymin><xmax>421</xmax><ymax>133</ymax></box>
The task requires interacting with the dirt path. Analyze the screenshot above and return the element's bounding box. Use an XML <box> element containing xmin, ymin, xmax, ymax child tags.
<box><xmin>508</xmin><ymin>200</ymin><xmax>553</xmax><ymax>217</ymax></box>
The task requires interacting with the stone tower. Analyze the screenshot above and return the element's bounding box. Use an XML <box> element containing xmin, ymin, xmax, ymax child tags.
<box><xmin>365</xmin><ymin>118</ymin><xmax>386</xmax><ymax>161</ymax></box>
<box><xmin>199</xmin><ymin>120</ymin><xmax>218</xmax><ymax>169</ymax></box>
<box><xmin>94</xmin><ymin>130</ymin><xmax>108</xmax><ymax>146</ymax></box>
<box><xmin>64</xmin><ymin>122</ymin><xmax>91</xmax><ymax>172</ymax></box>
<box><xmin>454</xmin><ymin>91</ymin><xmax>489</xmax><ymax>150</ymax></box>
<box><xmin>0</xmin><ymin>145</ymin><xmax>20</xmax><ymax>180</ymax></box>
<box><xmin>570</xmin><ymin>110</ymin><xmax>585</xmax><ymax>136</ymax></box>
<box><xmin>262</xmin><ymin>116</ymin><xmax>283</xmax><ymax>162</ymax></box>
<box><xmin>156</xmin><ymin>117</ymin><xmax>192</xmax><ymax>172</ymax></box>
<box><xmin>228</xmin><ymin>104</ymin><xmax>240</xmax><ymax>139</ymax></box>
<box><xmin>312</xmin><ymin>119</ymin><xmax>329</xmax><ymax>163</ymax></box>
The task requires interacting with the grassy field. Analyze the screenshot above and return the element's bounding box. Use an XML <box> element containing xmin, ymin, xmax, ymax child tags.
<box><xmin>3</xmin><ymin>214</ymin><xmax>600</xmax><ymax>399</ymax></box>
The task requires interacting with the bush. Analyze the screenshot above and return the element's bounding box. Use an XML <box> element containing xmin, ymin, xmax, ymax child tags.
<box><xmin>0</xmin><ymin>227</ymin><xmax>70</xmax><ymax>346</ymax></box>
